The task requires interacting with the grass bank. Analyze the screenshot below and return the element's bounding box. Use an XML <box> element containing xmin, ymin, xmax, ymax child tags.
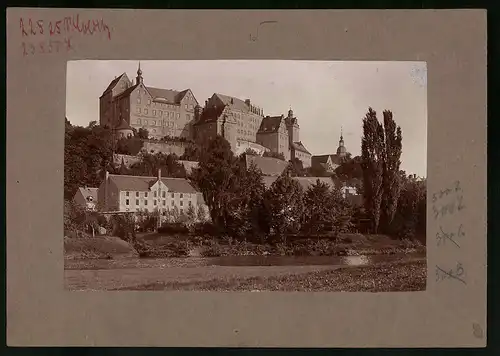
<box><xmin>136</xmin><ymin>232</ymin><xmax>425</xmax><ymax>259</ymax></box>
<box><xmin>64</xmin><ymin>236</ymin><xmax>138</xmax><ymax>260</ymax></box>
<box><xmin>113</xmin><ymin>260</ymin><xmax>426</xmax><ymax>292</ymax></box>
<box><xmin>64</xmin><ymin>232</ymin><xmax>425</xmax><ymax>260</ymax></box>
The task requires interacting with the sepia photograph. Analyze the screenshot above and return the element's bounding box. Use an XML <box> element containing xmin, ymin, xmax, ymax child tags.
<box><xmin>63</xmin><ymin>60</ymin><xmax>428</xmax><ymax>292</ymax></box>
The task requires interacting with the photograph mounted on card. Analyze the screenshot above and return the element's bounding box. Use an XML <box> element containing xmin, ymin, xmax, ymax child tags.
<box><xmin>6</xmin><ymin>8</ymin><xmax>487</xmax><ymax>348</ymax></box>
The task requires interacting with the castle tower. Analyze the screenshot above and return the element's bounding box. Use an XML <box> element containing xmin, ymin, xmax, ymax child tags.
<box><xmin>336</xmin><ymin>127</ymin><xmax>347</xmax><ymax>157</ymax></box>
<box><xmin>136</xmin><ymin>62</ymin><xmax>144</xmax><ymax>85</ymax></box>
<box><xmin>285</xmin><ymin>107</ymin><xmax>300</xmax><ymax>143</ymax></box>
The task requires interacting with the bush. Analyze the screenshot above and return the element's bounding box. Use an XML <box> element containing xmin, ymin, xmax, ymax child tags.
<box><xmin>158</xmin><ymin>222</ymin><xmax>190</xmax><ymax>235</ymax></box>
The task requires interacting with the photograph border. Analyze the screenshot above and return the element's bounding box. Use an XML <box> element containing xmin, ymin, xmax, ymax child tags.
<box><xmin>6</xmin><ymin>8</ymin><xmax>487</xmax><ymax>347</ymax></box>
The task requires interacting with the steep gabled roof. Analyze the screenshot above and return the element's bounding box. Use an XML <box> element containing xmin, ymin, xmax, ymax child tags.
<box><xmin>194</xmin><ymin>105</ymin><xmax>226</xmax><ymax>125</ymax></box>
<box><xmin>108</xmin><ymin>174</ymin><xmax>198</xmax><ymax>193</ymax></box>
<box><xmin>258</xmin><ymin>115</ymin><xmax>284</xmax><ymax>134</ymax></box>
<box><xmin>104</xmin><ymin>73</ymin><xmax>126</xmax><ymax>92</ymax></box>
<box><xmin>114</xmin><ymin>84</ymin><xmax>139</xmax><ymax>100</ymax></box>
<box><xmin>245</xmin><ymin>154</ymin><xmax>289</xmax><ymax>176</ymax></box>
<box><xmin>214</xmin><ymin>93</ymin><xmax>251</xmax><ymax>112</ymax></box>
<box><xmin>77</xmin><ymin>187</ymin><xmax>99</xmax><ymax>201</ymax></box>
<box><xmin>292</xmin><ymin>141</ymin><xmax>311</xmax><ymax>155</ymax></box>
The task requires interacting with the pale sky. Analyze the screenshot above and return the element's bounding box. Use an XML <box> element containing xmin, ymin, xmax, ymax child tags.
<box><xmin>66</xmin><ymin>60</ymin><xmax>427</xmax><ymax>177</ymax></box>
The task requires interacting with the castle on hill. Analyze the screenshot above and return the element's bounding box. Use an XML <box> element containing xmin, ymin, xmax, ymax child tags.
<box><xmin>99</xmin><ymin>63</ymin><xmax>350</xmax><ymax>169</ymax></box>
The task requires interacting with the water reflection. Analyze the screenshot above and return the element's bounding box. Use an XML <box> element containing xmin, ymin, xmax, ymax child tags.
<box><xmin>208</xmin><ymin>253</ymin><xmax>423</xmax><ymax>267</ymax></box>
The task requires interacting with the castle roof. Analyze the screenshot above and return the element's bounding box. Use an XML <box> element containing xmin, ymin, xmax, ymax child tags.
<box><xmin>245</xmin><ymin>154</ymin><xmax>289</xmax><ymax>176</ymax></box>
<box><xmin>103</xmin><ymin>73</ymin><xmax>127</xmax><ymax>92</ymax></box>
<box><xmin>107</xmin><ymin>174</ymin><xmax>198</xmax><ymax>194</ymax></box>
<box><xmin>194</xmin><ymin>105</ymin><xmax>226</xmax><ymax>125</ymax></box>
<box><xmin>291</xmin><ymin>141</ymin><xmax>310</xmax><ymax>154</ymax></box>
<box><xmin>258</xmin><ymin>115</ymin><xmax>284</xmax><ymax>134</ymax></box>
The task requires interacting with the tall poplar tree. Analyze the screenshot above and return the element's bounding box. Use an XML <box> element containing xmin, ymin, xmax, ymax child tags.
<box><xmin>361</xmin><ymin>108</ymin><xmax>385</xmax><ymax>233</ymax></box>
<box><xmin>381</xmin><ymin>110</ymin><xmax>403</xmax><ymax>231</ymax></box>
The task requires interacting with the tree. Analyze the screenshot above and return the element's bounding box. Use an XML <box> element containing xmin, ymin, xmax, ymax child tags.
<box><xmin>189</xmin><ymin>135</ymin><xmax>239</xmax><ymax>230</ymax></box>
<box><xmin>129</xmin><ymin>152</ymin><xmax>187</xmax><ymax>178</ymax></box>
<box><xmin>390</xmin><ymin>175</ymin><xmax>426</xmax><ymax>240</ymax></box>
<box><xmin>263</xmin><ymin>151</ymin><xmax>286</xmax><ymax>161</ymax></box>
<box><xmin>288</xmin><ymin>158</ymin><xmax>309</xmax><ymax>177</ymax></box>
<box><xmin>361</xmin><ymin>107</ymin><xmax>385</xmax><ymax>233</ymax></box>
<box><xmin>137</xmin><ymin>128</ymin><xmax>149</xmax><ymax>139</ymax></box>
<box><xmin>380</xmin><ymin>110</ymin><xmax>403</xmax><ymax>232</ymax></box>
<box><xmin>335</xmin><ymin>155</ymin><xmax>364</xmax><ymax>181</ymax></box>
<box><xmin>264</xmin><ymin>172</ymin><xmax>304</xmax><ymax>242</ymax></box>
<box><xmin>360</xmin><ymin>108</ymin><xmax>403</xmax><ymax>234</ymax></box>
<box><xmin>224</xmin><ymin>161</ymin><xmax>267</xmax><ymax>239</ymax></box>
<box><xmin>116</xmin><ymin>136</ymin><xmax>144</xmax><ymax>155</ymax></box>
<box><xmin>64</xmin><ymin>119</ymin><xmax>115</xmax><ymax>200</ymax></box>
<box><xmin>302</xmin><ymin>180</ymin><xmax>333</xmax><ymax>234</ymax></box>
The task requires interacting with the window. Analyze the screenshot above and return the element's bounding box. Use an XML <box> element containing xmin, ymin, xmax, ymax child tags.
<box><xmin>162</xmin><ymin>191</ymin><xmax>166</xmax><ymax>198</ymax></box>
<box><xmin>154</xmin><ymin>200</ymin><xmax>157</xmax><ymax>206</ymax></box>
<box><xmin>154</xmin><ymin>191</ymin><xmax>157</xmax><ymax>197</ymax></box>
<box><xmin>126</xmin><ymin>192</ymin><xmax>129</xmax><ymax>196</ymax></box>
<box><xmin>180</xmin><ymin>201</ymin><xmax>183</xmax><ymax>207</ymax></box>
<box><xmin>171</xmin><ymin>193</ymin><xmax>175</xmax><ymax>198</ymax></box>
<box><xmin>144</xmin><ymin>200</ymin><xmax>148</xmax><ymax>205</ymax></box>
<box><xmin>153</xmin><ymin>110</ymin><xmax>156</xmax><ymax>116</ymax></box>
<box><xmin>148</xmin><ymin>99</ymin><xmax>151</xmax><ymax>105</ymax></box>
<box><xmin>185</xmin><ymin>104</ymin><xmax>188</xmax><ymax>109</ymax></box>
<box><xmin>163</xmin><ymin>200</ymin><xmax>166</xmax><ymax>206</ymax></box>
<box><xmin>136</xmin><ymin>199</ymin><xmax>139</xmax><ymax>205</ymax></box>
<box><xmin>137</xmin><ymin>119</ymin><xmax>141</xmax><ymax>124</ymax></box>
<box><xmin>171</xmin><ymin>200</ymin><xmax>174</xmax><ymax>206</ymax></box>
<box><xmin>189</xmin><ymin>201</ymin><xmax>192</xmax><ymax>207</ymax></box>
<box><xmin>137</xmin><ymin>97</ymin><xmax>141</xmax><ymax>104</ymax></box>
<box><xmin>126</xmin><ymin>199</ymin><xmax>130</xmax><ymax>205</ymax></box>
<box><xmin>176</xmin><ymin>113</ymin><xmax>180</xmax><ymax>118</ymax></box>
<box><xmin>159</xmin><ymin>110</ymin><xmax>162</xmax><ymax>116</ymax></box>
<box><xmin>144</xmin><ymin>109</ymin><xmax>148</xmax><ymax>115</ymax></box>
<box><xmin>152</xmin><ymin>120</ymin><xmax>156</xmax><ymax>126</ymax></box>
<box><xmin>190</xmin><ymin>104</ymin><xmax>194</xmax><ymax>110</ymax></box>
<box><xmin>136</xmin><ymin>192</ymin><xmax>139</xmax><ymax>197</ymax></box>
<box><xmin>180</xmin><ymin>193</ymin><xmax>183</xmax><ymax>198</ymax></box>
<box><xmin>137</xmin><ymin>107</ymin><xmax>141</xmax><ymax>114</ymax></box>
<box><xmin>145</xmin><ymin>192</ymin><xmax>148</xmax><ymax>197</ymax></box>
<box><xmin>171</xmin><ymin>112</ymin><xmax>174</xmax><ymax>118</ymax></box>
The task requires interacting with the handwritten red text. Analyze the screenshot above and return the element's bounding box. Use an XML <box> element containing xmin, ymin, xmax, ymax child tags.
<box><xmin>21</xmin><ymin>37</ymin><xmax>74</xmax><ymax>57</ymax></box>
<box><xmin>19</xmin><ymin>14</ymin><xmax>112</xmax><ymax>40</ymax></box>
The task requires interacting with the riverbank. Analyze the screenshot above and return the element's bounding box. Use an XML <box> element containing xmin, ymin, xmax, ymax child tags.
<box><xmin>64</xmin><ymin>232</ymin><xmax>425</xmax><ymax>260</ymax></box>
<box><xmin>67</xmin><ymin>259</ymin><xmax>425</xmax><ymax>292</ymax></box>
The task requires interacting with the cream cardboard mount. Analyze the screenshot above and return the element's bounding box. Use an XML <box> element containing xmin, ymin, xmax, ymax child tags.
<box><xmin>6</xmin><ymin>8</ymin><xmax>487</xmax><ymax>347</ymax></box>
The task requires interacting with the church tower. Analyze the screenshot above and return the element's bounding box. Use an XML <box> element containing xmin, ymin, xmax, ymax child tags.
<box><xmin>336</xmin><ymin>127</ymin><xmax>347</xmax><ymax>157</ymax></box>
<box><xmin>136</xmin><ymin>62</ymin><xmax>144</xmax><ymax>85</ymax></box>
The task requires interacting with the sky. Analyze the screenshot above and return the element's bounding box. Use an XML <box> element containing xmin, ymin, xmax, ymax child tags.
<box><xmin>66</xmin><ymin>60</ymin><xmax>427</xmax><ymax>177</ymax></box>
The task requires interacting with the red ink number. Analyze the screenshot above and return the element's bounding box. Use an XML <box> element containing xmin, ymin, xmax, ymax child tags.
<box><xmin>28</xmin><ymin>18</ymin><xmax>36</xmax><ymax>36</ymax></box>
<box><xmin>20</xmin><ymin>18</ymin><xmax>28</xmax><ymax>37</ymax></box>
<box><xmin>37</xmin><ymin>20</ymin><xmax>44</xmax><ymax>35</ymax></box>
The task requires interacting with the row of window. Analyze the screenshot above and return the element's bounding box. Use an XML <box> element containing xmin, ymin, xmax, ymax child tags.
<box><xmin>136</xmin><ymin>118</ymin><xmax>177</xmax><ymax>128</ymax></box>
<box><xmin>125</xmin><ymin>191</ymin><xmax>187</xmax><ymax>198</ymax></box>
<box><xmin>136</xmin><ymin>97</ymin><xmax>195</xmax><ymax>112</ymax></box>
<box><xmin>137</xmin><ymin>107</ymin><xmax>181</xmax><ymax>118</ymax></box>
<box><xmin>125</xmin><ymin>199</ymin><xmax>193</xmax><ymax>207</ymax></box>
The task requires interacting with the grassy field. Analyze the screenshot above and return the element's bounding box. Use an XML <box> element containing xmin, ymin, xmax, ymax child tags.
<box><xmin>64</xmin><ymin>259</ymin><xmax>426</xmax><ymax>292</ymax></box>
<box><xmin>64</xmin><ymin>233</ymin><xmax>426</xmax><ymax>292</ymax></box>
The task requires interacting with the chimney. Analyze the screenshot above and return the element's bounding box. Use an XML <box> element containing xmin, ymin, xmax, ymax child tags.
<box><xmin>245</xmin><ymin>99</ymin><xmax>251</xmax><ymax>106</ymax></box>
<box><xmin>158</xmin><ymin>168</ymin><xmax>161</xmax><ymax>181</ymax></box>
